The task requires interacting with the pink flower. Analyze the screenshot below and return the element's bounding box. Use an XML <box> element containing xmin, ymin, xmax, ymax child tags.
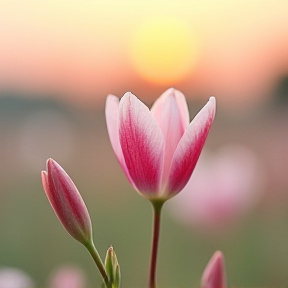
<box><xmin>201</xmin><ymin>251</ymin><xmax>226</xmax><ymax>288</ymax></box>
<box><xmin>105</xmin><ymin>88</ymin><xmax>216</xmax><ymax>201</ymax></box>
<box><xmin>41</xmin><ymin>158</ymin><xmax>92</xmax><ymax>245</ymax></box>
<box><xmin>0</xmin><ymin>268</ymin><xmax>34</xmax><ymax>288</ymax></box>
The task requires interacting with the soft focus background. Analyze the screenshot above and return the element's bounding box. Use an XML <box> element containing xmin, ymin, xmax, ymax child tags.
<box><xmin>0</xmin><ymin>1</ymin><xmax>288</xmax><ymax>287</ymax></box>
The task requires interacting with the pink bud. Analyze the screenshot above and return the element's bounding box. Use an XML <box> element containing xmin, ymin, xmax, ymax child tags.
<box><xmin>201</xmin><ymin>251</ymin><xmax>226</xmax><ymax>288</ymax></box>
<box><xmin>41</xmin><ymin>158</ymin><xmax>92</xmax><ymax>245</ymax></box>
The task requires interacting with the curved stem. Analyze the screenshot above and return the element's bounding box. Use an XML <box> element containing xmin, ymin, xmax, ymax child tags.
<box><xmin>149</xmin><ymin>201</ymin><xmax>164</xmax><ymax>288</ymax></box>
<box><xmin>85</xmin><ymin>241</ymin><xmax>110</xmax><ymax>287</ymax></box>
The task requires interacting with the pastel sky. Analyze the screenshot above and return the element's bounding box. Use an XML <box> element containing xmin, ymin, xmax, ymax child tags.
<box><xmin>0</xmin><ymin>0</ymin><xmax>288</xmax><ymax>107</ymax></box>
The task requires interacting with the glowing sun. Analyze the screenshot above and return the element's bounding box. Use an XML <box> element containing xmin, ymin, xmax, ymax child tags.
<box><xmin>130</xmin><ymin>16</ymin><xmax>199</xmax><ymax>85</ymax></box>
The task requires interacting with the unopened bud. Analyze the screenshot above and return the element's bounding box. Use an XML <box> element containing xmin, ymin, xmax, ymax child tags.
<box><xmin>104</xmin><ymin>246</ymin><xmax>121</xmax><ymax>288</ymax></box>
<box><xmin>201</xmin><ymin>251</ymin><xmax>226</xmax><ymax>288</ymax></box>
<box><xmin>41</xmin><ymin>158</ymin><xmax>93</xmax><ymax>246</ymax></box>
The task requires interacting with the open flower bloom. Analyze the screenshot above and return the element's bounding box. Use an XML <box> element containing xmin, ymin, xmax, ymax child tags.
<box><xmin>201</xmin><ymin>251</ymin><xmax>226</xmax><ymax>288</ymax></box>
<box><xmin>105</xmin><ymin>88</ymin><xmax>216</xmax><ymax>201</ymax></box>
<box><xmin>41</xmin><ymin>158</ymin><xmax>93</xmax><ymax>246</ymax></box>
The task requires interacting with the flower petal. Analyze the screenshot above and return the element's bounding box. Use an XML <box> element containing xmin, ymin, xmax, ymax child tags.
<box><xmin>174</xmin><ymin>89</ymin><xmax>190</xmax><ymax>128</ymax></box>
<box><xmin>105</xmin><ymin>95</ymin><xmax>121</xmax><ymax>159</ymax></box>
<box><xmin>167</xmin><ymin>97</ymin><xmax>216</xmax><ymax>195</ymax></box>
<box><xmin>119</xmin><ymin>92</ymin><xmax>164</xmax><ymax>195</ymax></box>
<box><xmin>201</xmin><ymin>251</ymin><xmax>226</xmax><ymax>288</ymax></box>
<box><xmin>105</xmin><ymin>95</ymin><xmax>134</xmax><ymax>186</ymax></box>
<box><xmin>151</xmin><ymin>88</ymin><xmax>187</xmax><ymax>186</ymax></box>
<box><xmin>151</xmin><ymin>88</ymin><xmax>189</xmax><ymax>129</ymax></box>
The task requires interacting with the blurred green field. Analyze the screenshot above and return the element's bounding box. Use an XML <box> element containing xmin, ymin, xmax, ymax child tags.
<box><xmin>0</xmin><ymin>93</ymin><xmax>288</xmax><ymax>287</ymax></box>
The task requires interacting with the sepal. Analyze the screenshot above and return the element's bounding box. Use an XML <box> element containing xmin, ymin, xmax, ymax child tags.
<box><xmin>105</xmin><ymin>246</ymin><xmax>121</xmax><ymax>288</ymax></box>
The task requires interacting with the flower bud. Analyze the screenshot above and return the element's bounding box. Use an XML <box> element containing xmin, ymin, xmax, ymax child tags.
<box><xmin>201</xmin><ymin>251</ymin><xmax>226</xmax><ymax>288</ymax></box>
<box><xmin>41</xmin><ymin>158</ymin><xmax>93</xmax><ymax>246</ymax></box>
<box><xmin>104</xmin><ymin>246</ymin><xmax>121</xmax><ymax>288</ymax></box>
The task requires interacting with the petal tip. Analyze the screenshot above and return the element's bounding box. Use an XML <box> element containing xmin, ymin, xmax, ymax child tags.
<box><xmin>41</xmin><ymin>170</ymin><xmax>47</xmax><ymax>177</ymax></box>
<box><xmin>120</xmin><ymin>92</ymin><xmax>138</xmax><ymax>106</ymax></box>
<box><xmin>212</xmin><ymin>251</ymin><xmax>224</xmax><ymax>264</ymax></box>
<box><xmin>106</xmin><ymin>94</ymin><xmax>118</xmax><ymax>101</ymax></box>
<box><xmin>46</xmin><ymin>158</ymin><xmax>58</xmax><ymax>170</ymax></box>
<box><xmin>123</xmin><ymin>91</ymin><xmax>134</xmax><ymax>98</ymax></box>
<box><xmin>207</xmin><ymin>96</ymin><xmax>216</xmax><ymax>119</ymax></box>
<box><xmin>46</xmin><ymin>157</ymin><xmax>54</xmax><ymax>166</ymax></box>
<box><xmin>166</xmin><ymin>87</ymin><xmax>176</xmax><ymax>94</ymax></box>
<box><xmin>209</xmin><ymin>96</ymin><xmax>216</xmax><ymax>106</ymax></box>
<box><xmin>105</xmin><ymin>95</ymin><xmax>120</xmax><ymax>112</ymax></box>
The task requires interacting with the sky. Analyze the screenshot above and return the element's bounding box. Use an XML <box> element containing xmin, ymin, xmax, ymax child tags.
<box><xmin>0</xmin><ymin>0</ymin><xmax>288</xmax><ymax>107</ymax></box>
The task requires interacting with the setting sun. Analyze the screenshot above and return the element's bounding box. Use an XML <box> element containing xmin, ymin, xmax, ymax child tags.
<box><xmin>130</xmin><ymin>16</ymin><xmax>199</xmax><ymax>85</ymax></box>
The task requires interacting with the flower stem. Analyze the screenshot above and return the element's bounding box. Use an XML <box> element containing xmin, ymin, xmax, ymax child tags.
<box><xmin>149</xmin><ymin>201</ymin><xmax>164</xmax><ymax>288</ymax></box>
<box><xmin>85</xmin><ymin>241</ymin><xmax>110</xmax><ymax>288</ymax></box>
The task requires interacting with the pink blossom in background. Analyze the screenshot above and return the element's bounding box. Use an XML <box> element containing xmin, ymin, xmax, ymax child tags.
<box><xmin>167</xmin><ymin>144</ymin><xmax>265</xmax><ymax>230</ymax></box>
<box><xmin>48</xmin><ymin>265</ymin><xmax>87</xmax><ymax>288</ymax></box>
<box><xmin>0</xmin><ymin>268</ymin><xmax>34</xmax><ymax>288</ymax></box>
<box><xmin>201</xmin><ymin>251</ymin><xmax>226</xmax><ymax>288</ymax></box>
<box><xmin>105</xmin><ymin>88</ymin><xmax>216</xmax><ymax>201</ymax></box>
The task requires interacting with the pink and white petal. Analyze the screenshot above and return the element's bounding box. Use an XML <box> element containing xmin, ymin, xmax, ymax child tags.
<box><xmin>174</xmin><ymin>89</ymin><xmax>190</xmax><ymax>128</ymax></box>
<box><xmin>41</xmin><ymin>170</ymin><xmax>50</xmax><ymax>196</ymax></box>
<box><xmin>41</xmin><ymin>171</ymin><xmax>58</xmax><ymax>214</ymax></box>
<box><xmin>105</xmin><ymin>95</ymin><xmax>134</xmax><ymax>186</ymax></box>
<box><xmin>119</xmin><ymin>92</ymin><xmax>164</xmax><ymax>195</ymax></box>
<box><xmin>201</xmin><ymin>251</ymin><xmax>226</xmax><ymax>288</ymax></box>
<box><xmin>105</xmin><ymin>95</ymin><xmax>122</xmax><ymax>159</ymax></box>
<box><xmin>151</xmin><ymin>89</ymin><xmax>186</xmax><ymax>184</ymax></box>
<box><xmin>167</xmin><ymin>97</ymin><xmax>216</xmax><ymax>195</ymax></box>
<box><xmin>42</xmin><ymin>168</ymin><xmax>63</xmax><ymax>219</ymax></box>
<box><xmin>151</xmin><ymin>88</ymin><xmax>189</xmax><ymax>130</ymax></box>
<box><xmin>150</xmin><ymin>88</ymin><xmax>171</xmax><ymax>118</ymax></box>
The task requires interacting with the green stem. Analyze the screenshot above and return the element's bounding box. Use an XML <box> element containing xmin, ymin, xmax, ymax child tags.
<box><xmin>149</xmin><ymin>201</ymin><xmax>164</xmax><ymax>288</ymax></box>
<box><xmin>85</xmin><ymin>241</ymin><xmax>110</xmax><ymax>287</ymax></box>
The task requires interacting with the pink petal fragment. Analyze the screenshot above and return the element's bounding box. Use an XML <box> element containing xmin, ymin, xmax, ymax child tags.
<box><xmin>41</xmin><ymin>170</ymin><xmax>50</xmax><ymax>196</ymax></box>
<box><xmin>150</xmin><ymin>88</ymin><xmax>170</xmax><ymax>117</ymax></box>
<box><xmin>119</xmin><ymin>92</ymin><xmax>164</xmax><ymax>195</ymax></box>
<box><xmin>167</xmin><ymin>97</ymin><xmax>216</xmax><ymax>195</ymax></box>
<box><xmin>151</xmin><ymin>88</ymin><xmax>189</xmax><ymax>130</ymax></box>
<box><xmin>105</xmin><ymin>95</ymin><xmax>121</xmax><ymax>159</ymax></box>
<box><xmin>105</xmin><ymin>95</ymin><xmax>134</xmax><ymax>186</ymax></box>
<box><xmin>201</xmin><ymin>251</ymin><xmax>226</xmax><ymax>288</ymax></box>
<box><xmin>174</xmin><ymin>89</ymin><xmax>190</xmax><ymax>128</ymax></box>
<box><xmin>151</xmin><ymin>88</ymin><xmax>186</xmax><ymax>185</ymax></box>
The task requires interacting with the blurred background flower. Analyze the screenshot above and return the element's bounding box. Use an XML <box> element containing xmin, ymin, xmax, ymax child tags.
<box><xmin>48</xmin><ymin>265</ymin><xmax>87</xmax><ymax>288</ymax></box>
<box><xmin>0</xmin><ymin>268</ymin><xmax>34</xmax><ymax>288</ymax></box>
<box><xmin>167</xmin><ymin>144</ymin><xmax>265</xmax><ymax>232</ymax></box>
<box><xmin>0</xmin><ymin>0</ymin><xmax>288</xmax><ymax>287</ymax></box>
